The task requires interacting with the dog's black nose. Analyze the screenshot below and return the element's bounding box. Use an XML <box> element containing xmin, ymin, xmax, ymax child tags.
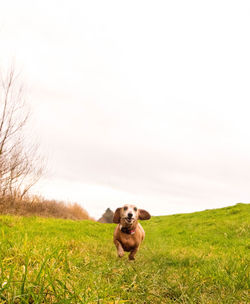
<box><xmin>128</xmin><ymin>213</ymin><xmax>133</xmax><ymax>218</ymax></box>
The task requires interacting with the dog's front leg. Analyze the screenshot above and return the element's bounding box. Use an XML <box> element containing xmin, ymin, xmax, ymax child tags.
<box><xmin>128</xmin><ymin>247</ymin><xmax>138</xmax><ymax>260</ymax></box>
<box><xmin>114</xmin><ymin>240</ymin><xmax>124</xmax><ymax>258</ymax></box>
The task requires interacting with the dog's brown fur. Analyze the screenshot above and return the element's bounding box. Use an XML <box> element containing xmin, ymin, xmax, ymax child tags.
<box><xmin>113</xmin><ymin>204</ymin><xmax>151</xmax><ymax>260</ymax></box>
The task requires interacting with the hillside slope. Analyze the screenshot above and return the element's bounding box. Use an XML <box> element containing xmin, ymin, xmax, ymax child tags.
<box><xmin>0</xmin><ymin>203</ymin><xmax>249</xmax><ymax>303</ymax></box>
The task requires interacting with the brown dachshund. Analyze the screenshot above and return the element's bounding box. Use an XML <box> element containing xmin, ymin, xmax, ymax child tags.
<box><xmin>113</xmin><ymin>204</ymin><xmax>151</xmax><ymax>260</ymax></box>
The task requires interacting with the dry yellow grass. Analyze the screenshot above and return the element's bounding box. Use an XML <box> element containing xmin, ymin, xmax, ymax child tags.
<box><xmin>0</xmin><ymin>195</ymin><xmax>93</xmax><ymax>220</ymax></box>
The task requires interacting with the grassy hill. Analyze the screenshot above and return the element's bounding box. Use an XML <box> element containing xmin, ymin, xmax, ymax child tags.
<box><xmin>0</xmin><ymin>203</ymin><xmax>249</xmax><ymax>303</ymax></box>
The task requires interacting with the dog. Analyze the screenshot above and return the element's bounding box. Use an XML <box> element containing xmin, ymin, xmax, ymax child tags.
<box><xmin>113</xmin><ymin>204</ymin><xmax>151</xmax><ymax>260</ymax></box>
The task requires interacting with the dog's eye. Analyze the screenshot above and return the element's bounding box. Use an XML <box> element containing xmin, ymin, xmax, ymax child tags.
<box><xmin>124</xmin><ymin>206</ymin><xmax>128</xmax><ymax>211</ymax></box>
<box><xmin>134</xmin><ymin>207</ymin><xmax>137</xmax><ymax>211</ymax></box>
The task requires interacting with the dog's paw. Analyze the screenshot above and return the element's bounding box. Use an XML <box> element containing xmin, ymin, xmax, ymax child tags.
<box><xmin>118</xmin><ymin>250</ymin><xmax>124</xmax><ymax>258</ymax></box>
<box><xmin>128</xmin><ymin>255</ymin><xmax>135</xmax><ymax>260</ymax></box>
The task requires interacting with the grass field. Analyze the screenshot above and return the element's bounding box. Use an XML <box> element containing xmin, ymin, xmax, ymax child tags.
<box><xmin>0</xmin><ymin>203</ymin><xmax>249</xmax><ymax>303</ymax></box>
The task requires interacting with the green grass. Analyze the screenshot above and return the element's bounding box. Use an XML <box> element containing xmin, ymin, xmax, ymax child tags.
<box><xmin>0</xmin><ymin>203</ymin><xmax>249</xmax><ymax>303</ymax></box>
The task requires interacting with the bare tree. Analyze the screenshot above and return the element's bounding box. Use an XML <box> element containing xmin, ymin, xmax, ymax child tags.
<box><xmin>0</xmin><ymin>67</ymin><xmax>43</xmax><ymax>199</ymax></box>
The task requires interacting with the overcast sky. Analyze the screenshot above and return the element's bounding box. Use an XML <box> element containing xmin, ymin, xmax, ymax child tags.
<box><xmin>1</xmin><ymin>1</ymin><xmax>250</xmax><ymax>219</ymax></box>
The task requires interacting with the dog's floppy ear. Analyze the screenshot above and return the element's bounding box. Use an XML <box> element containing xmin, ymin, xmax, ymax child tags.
<box><xmin>113</xmin><ymin>208</ymin><xmax>121</xmax><ymax>223</ymax></box>
<box><xmin>139</xmin><ymin>209</ymin><xmax>151</xmax><ymax>220</ymax></box>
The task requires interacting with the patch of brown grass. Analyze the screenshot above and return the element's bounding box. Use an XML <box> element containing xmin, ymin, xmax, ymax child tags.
<box><xmin>0</xmin><ymin>195</ymin><xmax>93</xmax><ymax>220</ymax></box>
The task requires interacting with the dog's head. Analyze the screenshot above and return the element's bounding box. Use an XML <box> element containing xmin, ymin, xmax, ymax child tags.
<box><xmin>113</xmin><ymin>204</ymin><xmax>151</xmax><ymax>225</ymax></box>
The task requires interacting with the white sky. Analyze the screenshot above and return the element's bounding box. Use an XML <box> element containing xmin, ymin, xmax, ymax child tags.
<box><xmin>1</xmin><ymin>1</ymin><xmax>250</xmax><ymax>219</ymax></box>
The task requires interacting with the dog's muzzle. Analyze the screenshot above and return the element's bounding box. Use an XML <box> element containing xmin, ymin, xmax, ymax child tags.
<box><xmin>125</xmin><ymin>217</ymin><xmax>134</xmax><ymax>224</ymax></box>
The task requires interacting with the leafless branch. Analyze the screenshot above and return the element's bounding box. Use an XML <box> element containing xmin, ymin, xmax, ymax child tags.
<box><xmin>0</xmin><ymin>67</ymin><xmax>44</xmax><ymax>199</ymax></box>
